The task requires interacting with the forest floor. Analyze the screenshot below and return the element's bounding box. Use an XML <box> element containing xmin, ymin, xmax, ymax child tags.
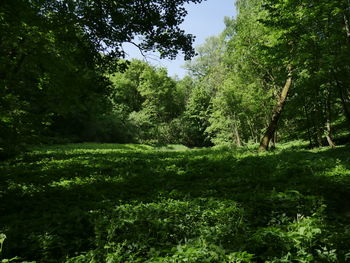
<box><xmin>1</xmin><ymin>142</ymin><xmax>350</xmax><ymax>262</ymax></box>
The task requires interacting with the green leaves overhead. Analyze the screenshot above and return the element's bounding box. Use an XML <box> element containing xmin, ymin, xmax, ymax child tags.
<box><xmin>0</xmin><ymin>0</ymin><xmax>206</xmax><ymax>155</ymax></box>
<box><xmin>36</xmin><ymin>0</ymin><xmax>204</xmax><ymax>60</ymax></box>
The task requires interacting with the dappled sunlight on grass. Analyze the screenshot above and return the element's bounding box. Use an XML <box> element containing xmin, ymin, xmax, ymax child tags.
<box><xmin>0</xmin><ymin>143</ymin><xmax>350</xmax><ymax>262</ymax></box>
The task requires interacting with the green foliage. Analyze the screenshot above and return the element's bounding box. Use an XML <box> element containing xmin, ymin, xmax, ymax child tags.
<box><xmin>0</xmin><ymin>0</ymin><xmax>112</xmax><ymax>155</ymax></box>
<box><xmin>0</xmin><ymin>0</ymin><xmax>205</xmax><ymax>156</ymax></box>
<box><xmin>2</xmin><ymin>1</ymin><xmax>350</xmax><ymax>262</ymax></box>
<box><xmin>183</xmin><ymin>0</ymin><xmax>350</xmax><ymax>148</ymax></box>
<box><xmin>0</xmin><ymin>234</ymin><xmax>21</xmax><ymax>263</ymax></box>
<box><xmin>1</xmin><ymin>142</ymin><xmax>350</xmax><ymax>262</ymax></box>
<box><xmin>109</xmin><ymin>60</ymin><xmax>185</xmax><ymax>145</ymax></box>
<box><xmin>257</xmin><ymin>0</ymin><xmax>350</xmax><ymax>145</ymax></box>
<box><xmin>179</xmin><ymin>2</ymin><xmax>277</xmax><ymax>147</ymax></box>
<box><xmin>180</xmin><ymin>84</ymin><xmax>213</xmax><ymax>147</ymax></box>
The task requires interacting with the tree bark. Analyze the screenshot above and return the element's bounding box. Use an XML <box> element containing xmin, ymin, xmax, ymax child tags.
<box><xmin>234</xmin><ymin>124</ymin><xmax>242</xmax><ymax>147</ymax></box>
<box><xmin>232</xmin><ymin>115</ymin><xmax>242</xmax><ymax>147</ymax></box>
<box><xmin>344</xmin><ymin>14</ymin><xmax>350</xmax><ymax>43</ymax></box>
<box><xmin>313</xmin><ymin>107</ymin><xmax>324</xmax><ymax>147</ymax></box>
<box><xmin>259</xmin><ymin>72</ymin><xmax>292</xmax><ymax>151</ymax></box>
<box><xmin>247</xmin><ymin>118</ymin><xmax>257</xmax><ymax>143</ymax></box>
<box><xmin>334</xmin><ymin>77</ymin><xmax>350</xmax><ymax>126</ymax></box>
<box><xmin>303</xmin><ymin>101</ymin><xmax>313</xmax><ymax>147</ymax></box>
<box><xmin>325</xmin><ymin>121</ymin><xmax>336</xmax><ymax>148</ymax></box>
<box><xmin>270</xmin><ymin>132</ymin><xmax>277</xmax><ymax>149</ymax></box>
<box><xmin>325</xmin><ymin>89</ymin><xmax>336</xmax><ymax>148</ymax></box>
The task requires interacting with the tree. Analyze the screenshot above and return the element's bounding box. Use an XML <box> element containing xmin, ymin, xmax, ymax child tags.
<box><xmin>35</xmin><ymin>0</ymin><xmax>204</xmax><ymax>61</ymax></box>
<box><xmin>181</xmin><ymin>83</ymin><xmax>213</xmax><ymax>147</ymax></box>
<box><xmin>180</xmin><ymin>36</ymin><xmax>227</xmax><ymax>147</ymax></box>
<box><xmin>0</xmin><ymin>0</ymin><xmax>205</xmax><ymax>155</ymax></box>
<box><xmin>258</xmin><ymin>0</ymin><xmax>350</xmax><ymax>149</ymax></box>
<box><xmin>259</xmin><ymin>71</ymin><xmax>293</xmax><ymax>151</ymax></box>
<box><xmin>110</xmin><ymin>60</ymin><xmax>182</xmax><ymax>143</ymax></box>
<box><xmin>206</xmin><ymin>0</ymin><xmax>276</xmax><ymax>147</ymax></box>
<box><xmin>185</xmin><ymin>36</ymin><xmax>225</xmax><ymax>78</ymax></box>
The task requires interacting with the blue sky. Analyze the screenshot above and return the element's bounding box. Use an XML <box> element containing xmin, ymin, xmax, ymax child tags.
<box><xmin>122</xmin><ymin>0</ymin><xmax>236</xmax><ymax>78</ymax></box>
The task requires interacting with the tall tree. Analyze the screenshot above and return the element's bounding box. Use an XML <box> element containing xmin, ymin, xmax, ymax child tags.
<box><xmin>0</xmin><ymin>0</ymin><xmax>205</xmax><ymax>155</ymax></box>
<box><xmin>262</xmin><ymin>0</ymin><xmax>350</xmax><ymax>148</ymax></box>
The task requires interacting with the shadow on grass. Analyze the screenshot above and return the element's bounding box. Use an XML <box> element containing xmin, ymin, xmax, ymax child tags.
<box><xmin>0</xmin><ymin>144</ymin><xmax>349</xmax><ymax>261</ymax></box>
<box><xmin>32</xmin><ymin>142</ymin><xmax>154</xmax><ymax>151</ymax></box>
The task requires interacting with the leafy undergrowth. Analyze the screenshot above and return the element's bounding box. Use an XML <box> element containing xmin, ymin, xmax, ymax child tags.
<box><xmin>1</xmin><ymin>142</ymin><xmax>350</xmax><ymax>262</ymax></box>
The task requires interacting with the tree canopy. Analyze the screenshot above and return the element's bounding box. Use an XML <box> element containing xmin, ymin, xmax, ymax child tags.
<box><xmin>0</xmin><ymin>0</ymin><xmax>205</xmax><ymax>156</ymax></box>
<box><xmin>1</xmin><ymin>0</ymin><xmax>350</xmax><ymax>156</ymax></box>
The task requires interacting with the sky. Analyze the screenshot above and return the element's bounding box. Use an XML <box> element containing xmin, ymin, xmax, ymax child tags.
<box><xmin>122</xmin><ymin>0</ymin><xmax>236</xmax><ymax>78</ymax></box>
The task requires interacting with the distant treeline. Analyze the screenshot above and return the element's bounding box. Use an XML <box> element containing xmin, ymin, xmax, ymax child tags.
<box><xmin>1</xmin><ymin>0</ymin><xmax>350</xmax><ymax>156</ymax></box>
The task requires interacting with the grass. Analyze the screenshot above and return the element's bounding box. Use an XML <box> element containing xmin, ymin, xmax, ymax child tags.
<box><xmin>0</xmin><ymin>142</ymin><xmax>350</xmax><ymax>262</ymax></box>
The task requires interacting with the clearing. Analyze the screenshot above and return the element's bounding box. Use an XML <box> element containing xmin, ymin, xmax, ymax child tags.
<box><xmin>1</xmin><ymin>143</ymin><xmax>350</xmax><ymax>262</ymax></box>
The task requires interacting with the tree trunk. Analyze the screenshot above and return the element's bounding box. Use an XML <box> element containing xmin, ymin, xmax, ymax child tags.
<box><xmin>310</xmin><ymin>108</ymin><xmax>322</xmax><ymax>147</ymax></box>
<box><xmin>234</xmin><ymin>125</ymin><xmax>242</xmax><ymax>147</ymax></box>
<box><xmin>344</xmin><ymin>14</ymin><xmax>350</xmax><ymax>43</ymax></box>
<box><xmin>314</xmin><ymin>108</ymin><xmax>324</xmax><ymax>147</ymax></box>
<box><xmin>325</xmin><ymin>120</ymin><xmax>336</xmax><ymax>148</ymax></box>
<box><xmin>270</xmin><ymin>132</ymin><xmax>277</xmax><ymax>149</ymax></box>
<box><xmin>325</xmin><ymin>90</ymin><xmax>336</xmax><ymax>148</ymax></box>
<box><xmin>247</xmin><ymin>118</ymin><xmax>257</xmax><ymax>143</ymax></box>
<box><xmin>233</xmin><ymin>116</ymin><xmax>242</xmax><ymax>147</ymax></box>
<box><xmin>303</xmin><ymin>101</ymin><xmax>313</xmax><ymax>147</ymax></box>
<box><xmin>334</xmin><ymin>77</ymin><xmax>350</xmax><ymax>126</ymax></box>
<box><xmin>259</xmin><ymin>72</ymin><xmax>292</xmax><ymax>151</ymax></box>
